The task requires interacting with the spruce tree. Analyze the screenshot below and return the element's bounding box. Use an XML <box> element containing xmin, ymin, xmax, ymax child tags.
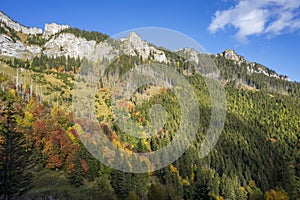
<box><xmin>0</xmin><ymin>98</ymin><xmax>32</xmax><ymax>199</ymax></box>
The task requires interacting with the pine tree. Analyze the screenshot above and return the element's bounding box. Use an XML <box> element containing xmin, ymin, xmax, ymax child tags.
<box><xmin>0</xmin><ymin>98</ymin><xmax>32</xmax><ymax>199</ymax></box>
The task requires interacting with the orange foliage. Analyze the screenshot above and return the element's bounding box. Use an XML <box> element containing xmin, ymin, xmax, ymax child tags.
<box><xmin>81</xmin><ymin>159</ymin><xmax>89</xmax><ymax>173</ymax></box>
<box><xmin>47</xmin><ymin>155</ymin><xmax>63</xmax><ymax>169</ymax></box>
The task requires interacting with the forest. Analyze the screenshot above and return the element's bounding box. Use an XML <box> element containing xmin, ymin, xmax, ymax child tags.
<box><xmin>0</xmin><ymin>44</ymin><xmax>299</xmax><ymax>200</ymax></box>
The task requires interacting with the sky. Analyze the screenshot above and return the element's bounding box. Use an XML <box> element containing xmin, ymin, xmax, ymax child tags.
<box><xmin>1</xmin><ymin>0</ymin><xmax>300</xmax><ymax>81</ymax></box>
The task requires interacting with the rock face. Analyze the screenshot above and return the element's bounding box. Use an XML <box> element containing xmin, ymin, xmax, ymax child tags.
<box><xmin>43</xmin><ymin>23</ymin><xmax>70</xmax><ymax>39</ymax></box>
<box><xmin>0</xmin><ymin>11</ymin><xmax>42</xmax><ymax>35</ymax></box>
<box><xmin>0</xmin><ymin>34</ymin><xmax>41</xmax><ymax>58</ymax></box>
<box><xmin>42</xmin><ymin>32</ymin><xmax>167</xmax><ymax>63</ymax></box>
<box><xmin>122</xmin><ymin>32</ymin><xmax>167</xmax><ymax>63</ymax></box>
<box><xmin>216</xmin><ymin>49</ymin><xmax>246</xmax><ymax>65</ymax></box>
<box><xmin>176</xmin><ymin>48</ymin><xmax>199</xmax><ymax>65</ymax></box>
<box><xmin>43</xmin><ymin>33</ymin><xmax>96</xmax><ymax>59</ymax></box>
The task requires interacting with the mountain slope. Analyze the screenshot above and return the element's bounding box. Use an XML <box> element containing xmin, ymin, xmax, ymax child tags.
<box><xmin>0</xmin><ymin>11</ymin><xmax>299</xmax><ymax>200</ymax></box>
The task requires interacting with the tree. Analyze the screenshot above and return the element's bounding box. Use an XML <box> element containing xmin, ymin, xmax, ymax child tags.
<box><xmin>148</xmin><ymin>183</ymin><xmax>168</xmax><ymax>200</ymax></box>
<box><xmin>264</xmin><ymin>187</ymin><xmax>289</xmax><ymax>200</ymax></box>
<box><xmin>0</xmin><ymin>98</ymin><xmax>32</xmax><ymax>199</ymax></box>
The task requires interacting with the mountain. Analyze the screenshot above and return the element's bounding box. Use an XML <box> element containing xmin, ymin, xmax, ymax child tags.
<box><xmin>1</xmin><ymin>10</ymin><xmax>298</xmax><ymax>99</ymax></box>
<box><xmin>0</xmin><ymin>11</ymin><xmax>299</xmax><ymax>200</ymax></box>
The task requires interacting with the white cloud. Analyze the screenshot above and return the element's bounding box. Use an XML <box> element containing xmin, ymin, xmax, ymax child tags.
<box><xmin>208</xmin><ymin>0</ymin><xmax>300</xmax><ymax>40</ymax></box>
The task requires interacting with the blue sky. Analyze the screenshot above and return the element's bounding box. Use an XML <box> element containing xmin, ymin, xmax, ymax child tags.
<box><xmin>1</xmin><ymin>0</ymin><xmax>300</xmax><ymax>81</ymax></box>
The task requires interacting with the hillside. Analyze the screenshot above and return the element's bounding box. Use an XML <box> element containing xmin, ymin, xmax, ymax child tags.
<box><xmin>0</xmin><ymin>11</ymin><xmax>299</xmax><ymax>200</ymax></box>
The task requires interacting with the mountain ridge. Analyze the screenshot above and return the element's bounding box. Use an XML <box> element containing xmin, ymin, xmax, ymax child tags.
<box><xmin>0</xmin><ymin>10</ymin><xmax>290</xmax><ymax>82</ymax></box>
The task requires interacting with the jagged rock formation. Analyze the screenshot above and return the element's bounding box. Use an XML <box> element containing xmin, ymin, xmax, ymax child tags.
<box><xmin>176</xmin><ymin>48</ymin><xmax>199</xmax><ymax>65</ymax></box>
<box><xmin>121</xmin><ymin>32</ymin><xmax>167</xmax><ymax>62</ymax></box>
<box><xmin>220</xmin><ymin>49</ymin><xmax>244</xmax><ymax>63</ymax></box>
<box><xmin>0</xmin><ymin>11</ymin><xmax>42</xmax><ymax>35</ymax></box>
<box><xmin>43</xmin><ymin>23</ymin><xmax>70</xmax><ymax>39</ymax></box>
<box><xmin>43</xmin><ymin>33</ymin><xmax>96</xmax><ymax>58</ymax></box>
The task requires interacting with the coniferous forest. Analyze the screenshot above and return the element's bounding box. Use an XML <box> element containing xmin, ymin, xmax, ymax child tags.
<box><xmin>0</xmin><ymin>45</ymin><xmax>299</xmax><ymax>200</ymax></box>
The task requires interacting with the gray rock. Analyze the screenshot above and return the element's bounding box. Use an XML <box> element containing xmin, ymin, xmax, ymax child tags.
<box><xmin>43</xmin><ymin>23</ymin><xmax>70</xmax><ymax>39</ymax></box>
<box><xmin>0</xmin><ymin>34</ymin><xmax>41</xmax><ymax>58</ymax></box>
<box><xmin>0</xmin><ymin>11</ymin><xmax>42</xmax><ymax>35</ymax></box>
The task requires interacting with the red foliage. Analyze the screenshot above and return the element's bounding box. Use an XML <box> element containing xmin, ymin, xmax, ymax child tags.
<box><xmin>80</xmin><ymin>159</ymin><xmax>89</xmax><ymax>173</ymax></box>
<box><xmin>31</xmin><ymin>107</ymin><xmax>80</xmax><ymax>171</ymax></box>
<box><xmin>69</xmin><ymin>128</ymin><xmax>78</xmax><ymax>138</ymax></box>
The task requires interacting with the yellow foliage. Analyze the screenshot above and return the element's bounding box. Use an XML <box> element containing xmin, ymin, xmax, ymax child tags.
<box><xmin>26</xmin><ymin>98</ymin><xmax>35</xmax><ymax>110</ymax></box>
<box><xmin>169</xmin><ymin>164</ymin><xmax>179</xmax><ymax>173</ymax></box>
<box><xmin>23</xmin><ymin>111</ymin><xmax>34</xmax><ymax>127</ymax></box>
<box><xmin>264</xmin><ymin>188</ymin><xmax>289</xmax><ymax>200</ymax></box>
<box><xmin>181</xmin><ymin>178</ymin><xmax>190</xmax><ymax>186</ymax></box>
<box><xmin>66</xmin><ymin>127</ymin><xmax>77</xmax><ymax>143</ymax></box>
<box><xmin>1</xmin><ymin>75</ymin><xmax>7</xmax><ymax>82</ymax></box>
<box><xmin>73</xmin><ymin>124</ymin><xmax>84</xmax><ymax>136</ymax></box>
<box><xmin>129</xmin><ymin>102</ymin><xmax>135</xmax><ymax>113</ymax></box>
<box><xmin>9</xmin><ymin>89</ymin><xmax>16</xmax><ymax>96</ymax></box>
<box><xmin>215</xmin><ymin>196</ymin><xmax>224</xmax><ymax>200</ymax></box>
<box><xmin>112</xmin><ymin>139</ymin><xmax>122</xmax><ymax>148</ymax></box>
<box><xmin>191</xmin><ymin>171</ymin><xmax>195</xmax><ymax>182</ymax></box>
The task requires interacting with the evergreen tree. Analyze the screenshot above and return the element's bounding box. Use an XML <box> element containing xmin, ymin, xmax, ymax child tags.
<box><xmin>0</xmin><ymin>97</ymin><xmax>32</xmax><ymax>199</ymax></box>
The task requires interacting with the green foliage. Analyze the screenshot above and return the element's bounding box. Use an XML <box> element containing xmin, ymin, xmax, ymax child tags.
<box><xmin>0</xmin><ymin>93</ymin><xmax>32</xmax><ymax>198</ymax></box>
<box><xmin>213</xmin><ymin>55</ymin><xmax>300</xmax><ymax>98</ymax></box>
<box><xmin>0</xmin><ymin>42</ymin><xmax>299</xmax><ymax>199</ymax></box>
<box><xmin>57</xmin><ymin>27</ymin><xmax>109</xmax><ymax>43</ymax></box>
<box><xmin>26</xmin><ymin>34</ymin><xmax>48</xmax><ymax>46</ymax></box>
<box><xmin>0</xmin><ymin>23</ymin><xmax>21</xmax><ymax>42</ymax></box>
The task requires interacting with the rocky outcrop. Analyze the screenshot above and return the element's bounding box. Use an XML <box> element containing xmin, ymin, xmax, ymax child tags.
<box><xmin>216</xmin><ymin>49</ymin><xmax>246</xmax><ymax>65</ymax></box>
<box><xmin>43</xmin><ymin>32</ymin><xmax>168</xmax><ymax>63</ymax></box>
<box><xmin>43</xmin><ymin>23</ymin><xmax>70</xmax><ymax>39</ymax></box>
<box><xmin>121</xmin><ymin>32</ymin><xmax>167</xmax><ymax>63</ymax></box>
<box><xmin>0</xmin><ymin>11</ymin><xmax>42</xmax><ymax>35</ymax></box>
<box><xmin>0</xmin><ymin>34</ymin><xmax>41</xmax><ymax>58</ymax></box>
<box><xmin>176</xmin><ymin>48</ymin><xmax>199</xmax><ymax>65</ymax></box>
<box><xmin>216</xmin><ymin>49</ymin><xmax>290</xmax><ymax>81</ymax></box>
<box><xmin>43</xmin><ymin>33</ymin><xmax>96</xmax><ymax>58</ymax></box>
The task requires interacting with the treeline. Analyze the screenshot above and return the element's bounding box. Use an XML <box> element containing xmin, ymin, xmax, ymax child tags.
<box><xmin>57</xmin><ymin>27</ymin><xmax>109</xmax><ymax>43</ymax></box>
<box><xmin>1</xmin><ymin>55</ymin><xmax>82</xmax><ymax>73</ymax></box>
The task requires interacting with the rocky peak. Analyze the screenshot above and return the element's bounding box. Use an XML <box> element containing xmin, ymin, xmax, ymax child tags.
<box><xmin>222</xmin><ymin>49</ymin><xmax>243</xmax><ymax>62</ymax></box>
<box><xmin>127</xmin><ymin>32</ymin><xmax>143</xmax><ymax>48</ymax></box>
<box><xmin>176</xmin><ymin>48</ymin><xmax>199</xmax><ymax>65</ymax></box>
<box><xmin>43</xmin><ymin>23</ymin><xmax>70</xmax><ymax>39</ymax></box>
<box><xmin>122</xmin><ymin>32</ymin><xmax>167</xmax><ymax>63</ymax></box>
<box><xmin>0</xmin><ymin>11</ymin><xmax>42</xmax><ymax>35</ymax></box>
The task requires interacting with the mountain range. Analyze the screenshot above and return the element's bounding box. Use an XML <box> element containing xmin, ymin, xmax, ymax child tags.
<box><xmin>0</xmin><ymin>11</ymin><xmax>291</xmax><ymax>81</ymax></box>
